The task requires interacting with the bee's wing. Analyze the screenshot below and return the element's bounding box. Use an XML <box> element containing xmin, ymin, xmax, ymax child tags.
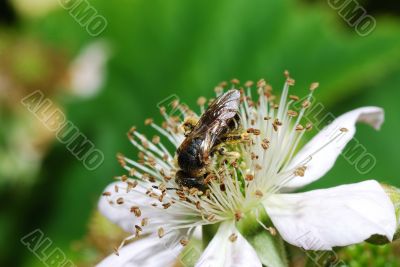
<box><xmin>192</xmin><ymin>89</ymin><xmax>241</xmax><ymax>155</ymax></box>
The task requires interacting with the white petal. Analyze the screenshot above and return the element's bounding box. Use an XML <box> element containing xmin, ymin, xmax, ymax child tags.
<box><xmin>196</xmin><ymin>221</ymin><xmax>261</xmax><ymax>267</ymax></box>
<box><xmin>96</xmin><ymin>233</ymin><xmax>183</xmax><ymax>267</ymax></box>
<box><xmin>283</xmin><ymin>107</ymin><xmax>384</xmax><ymax>191</ymax></box>
<box><xmin>98</xmin><ymin>182</ymin><xmax>162</xmax><ymax>234</ymax></box>
<box><xmin>264</xmin><ymin>180</ymin><xmax>396</xmax><ymax>250</ymax></box>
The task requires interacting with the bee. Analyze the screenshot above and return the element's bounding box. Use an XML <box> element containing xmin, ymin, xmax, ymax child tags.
<box><xmin>175</xmin><ymin>89</ymin><xmax>243</xmax><ymax>190</ymax></box>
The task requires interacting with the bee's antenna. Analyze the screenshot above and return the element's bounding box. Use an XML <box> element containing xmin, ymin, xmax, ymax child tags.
<box><xmin>152</xmin><ymin>185</ymin><xmax>179</xmax><ymax>191</ymax></box>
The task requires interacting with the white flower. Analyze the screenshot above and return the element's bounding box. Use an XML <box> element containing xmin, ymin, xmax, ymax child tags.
<box><xmin>97</xmin><ymin>75</ymin><xmax>396</xmax><ymax>267</ymax></box>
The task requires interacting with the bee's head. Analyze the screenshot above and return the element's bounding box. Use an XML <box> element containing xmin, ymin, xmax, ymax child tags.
<box><xmin>182</xmin><ymin>117</ymin><xmax>198</xmax><ymax>136</ymax></box>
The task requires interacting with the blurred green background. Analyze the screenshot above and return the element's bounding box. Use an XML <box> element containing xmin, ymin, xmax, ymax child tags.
<box><xmin>1</xmin><ymin>0</ymin><xmax>400</xmax><ymax>266</ymax></box>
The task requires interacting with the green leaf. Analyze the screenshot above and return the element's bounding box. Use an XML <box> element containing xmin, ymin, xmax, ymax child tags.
<box><xmin>247</xmin><ymin>231</ymin><xmax>288</xmax><ymax>267</ymax></box>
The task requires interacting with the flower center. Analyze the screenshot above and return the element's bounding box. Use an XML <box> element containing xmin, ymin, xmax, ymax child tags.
<box><xmin>103</xmin><ymin>73</ymin><xmax>350</xmax><ymax>253</ymax></box>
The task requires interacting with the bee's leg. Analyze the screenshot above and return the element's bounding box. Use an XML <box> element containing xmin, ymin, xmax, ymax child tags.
<box><xmin>211</xmin><ymin>132</ymin><xmax>249</xmax><ymax>156</ymax></box>
<box><xmin>175</xmin><ymin>170</ymin><xmax>207</xmax><ymax>191</ymax></box>
<box><xmin>211</xmin><ymin>144</ymin><xmax>241</xmax><ymax>160</ymax></box>
<box><xmin>219</xmin><ymin>132</ymin><xmax>249</xmax><ymax>145</ymax></box>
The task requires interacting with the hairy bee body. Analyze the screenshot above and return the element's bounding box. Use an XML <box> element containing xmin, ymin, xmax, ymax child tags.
<box><xmin>177</xmin><ymin>137</ymin><xmax>205</xmax><ymax>176</ymax></box>
<box><xmin>175</xmin><ymin>90</ymin><xmax>242</xmax><ymax>190</ymax></box>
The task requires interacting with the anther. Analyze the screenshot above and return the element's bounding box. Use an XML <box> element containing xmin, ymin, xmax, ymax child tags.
<box><xmin>197</xmin><ymin>97</ymin><xmax>207</xmax><ymax>106</ymax></box>
<box><xmin>229</xmin><ymin>233</ymin><xmax>238</xmax><ymax>242</ymax></box>
<box><xmin>214</xmin><ymin>86</ymin><xmax>224</xmax><ymax>94</ymax></box>
<box><xmin>135</xmin><ymin>224</ymin><xmax>143</xmax><ymax>232</ymax></box>
<box><xmin>245</xmin><ymin>81</ymin><xmax>254</xmax><ymax>87</ymax></box>
<box><xmin>162</xmin><ymin>203</ymin><xmax>171</xmax><ymax>209</ymax></box>
<box><xmin>310</xmin><ymin>82</ymin><xmax>319</xmax><ymax>91</ymax></box>
<box><xmin>302</xmin><ymin>100</ymin><xmax>311</xmax><ymax>109</ymax></box>
<box><xmin>158</xmin><ymin>227</ymin><xmax>165</xmax><ymax>238</ymax></box>
<box><xmin>295</xmin><ymin>124</ymin><xmax>304</xmax><ymax>132</ymax></box>
<box><xmin>257</xmin><ymin>79</ymin><xmax>266</xmax><ymax>88</ymax></box>
<box><xmin>284</xmin><ymin>70</ymin><xmax>290</xmax><ymax>78</ymax></box>
<box><xmin>152</xmin><ymin>135</ymin><xmax>160</xmax><ymax>144</ymax></box>
<box><xmin>141</xmin><ymin>217</ymin><xmax>149</xmax><ymax>227</ymax></box>
<box><xmin>287</xmin><ymin>110</ymin><xmax>298</xmax><ymax>117</ymax></box>
<box><xmin>195</xmin><ymin>201</ymin><xmax>202</xmax><ymax>210</ymax></box>
<box><xmin>207</xmin><ymin>214</ymin><xmax>216</xmax><ymax>222</ymax></box>
<box><xmin>287</xmin><ymin>78</ymin><xmax>295</xmax><ymax>86</ymax></box>
<box><xmin>255</xmin><ymin>190</ymin><xmax>263</xmax><ymax>198</ymax></box>
<box><xmin>144</xmin><ymin>118</ymin><xmax>153</xmax><ymax>125</ymax></box>
<box><xmin>294</xmin><ymin>166</ymin><xmax>307</xmax><ymax>177</ymax></box>
<box><xmin>234</xmin><ymin>211</ymin><xmax>243</xmax><ymax>221</ymax></box>
<box><xmin>180</xmin><ymin>238</ymin><xmax>189</xmax><ymax>246</ymax></box>
<box><xmin>130</xmin><ymin>206</ymin><xmax>141</xmax><ymax>217</ymax></box>
<box><xmin>261</xmin><ymin>138</ymin><xmax>270</xmax><ymax>150</ymax></box>
<box><xmin>245</xmin><ymin>174</ymin><xmax>254</xmax><ymax>181</ymax></box>
<box><xmin>268</xmin><ymin>227</ymin><xmax>277</xmax><ymax>236</ymax></box>
<box><xmin>231</xmin><ymin>78</ymin><xmax>240</xmax><ymax>85</ymax></box>
<box><xmin>129</xmin><ymin>168</ymin><xmax>137</xmax><ymax>176</ymax></box>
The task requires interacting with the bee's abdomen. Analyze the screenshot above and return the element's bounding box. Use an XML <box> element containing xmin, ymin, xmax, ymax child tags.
<box><xmin>177</xmin><ymin>138</ymin><xmax>204</xmax><ymax>174</ymax></box>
